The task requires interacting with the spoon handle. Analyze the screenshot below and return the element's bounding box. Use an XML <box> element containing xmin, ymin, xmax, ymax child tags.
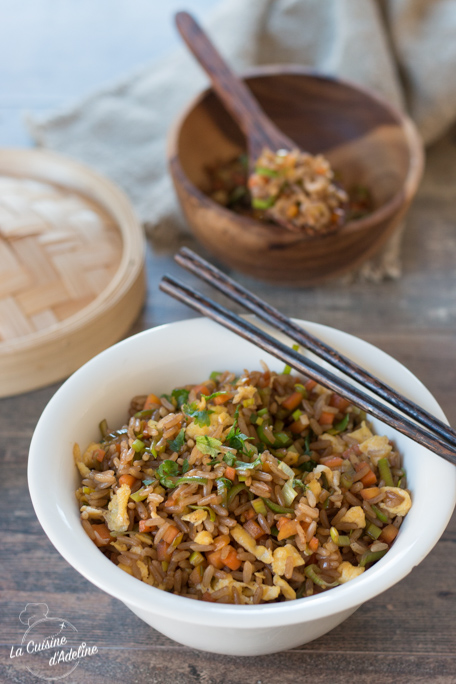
<box><xmin>175</xmin><ymin>12</ymin><xmax>291</xmax><ymax>157</ymax></box>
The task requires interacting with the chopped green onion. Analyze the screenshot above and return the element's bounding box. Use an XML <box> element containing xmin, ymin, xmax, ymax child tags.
<box><xmin>174</xmin><ymin>476</ymin><xmax>208</xmax><ymax>486</ymax></box>
<box><xmin>104</xmin><ymin>427</ymin><xmax>128</xmax><ymax>442</ymax></box>
<box><xmin>134</xmin><ymin>409</ymin><xmax>154</xmax><ymax>419</ymax></box>
<box><xmin>130</xmin><ymin>488</ymin><xmax>148</xmax><ymax>502</ymax></box>
<box><xmin>243</xmin><ymin>398</ymin><xmax>255</xmax><ymax>408</ymax></box>
<box><xmin>294</xmin><ymin>384</ymin><xmax>307</xmax><ymax>397</ymax></box>
<box><xmin>142</xmin><ymin>478</ymin><xmax>155</xmax><ymax>486</ymax></box>
<box><xmin>252</xmin><ymin>196</ymin><xmax>276</xmax><ymax>210</ymax></box>
<box><xmin>250</xmin><ymin>413</ymin><xmax>259</xmax><ymax>425</ymax></box>
<box><xmin>254</xmin><ymin>166</ymin><xmax>279</xmax><ymax>178</ymax></box>
<box><xmin>305</xmin><ymin>564</ymin><xmax>339</xmax><ymax>588</ymax></box>
<box><xmin>271</xmin><ymin>525</ymin><xmax>279</xmax><ymax>537</ymax></box>
<box><xmin>366</xmin><ymin>522</ymin><xmax>382</xmax><ymax>540</ymax></box>
<box><xmin>257</xmin><ymin>408</ymin><xmax>269</xmax><ymax>417</ymax></box>
<box><xmin>210</xmin><ymin>371</ymin><xmax>222</xmax><ymax>381</ymax></box>
<box><xmin>340</xmin><ymin>473</ymin><xmax>354</xmax><ymax>489</ymax></box>
<box><xmin>371</xmin><ymin>504</ymin><xmax>388</xmax><ymax>523</ymax></box>
<box><xmin>299</xmin><ymin>459</ymin><xmax>318</xmax><ymax>473</ymax></box>
<box><xmin>282</xmin><ymin>479</ymin><xmax>298</xmax><ymax>506</ymax></box>
<box><xmin>189</xmin><ymin>551</ymin><xmax>205</xmax><ymax>566</ymax></box>
<box><xmin>330</xmin><ymin>414</ymin><xmax>350</xmax><ymax>434</ymax></box>
<box><xmin>132</xmin><ymin>439</ymin><xmax>145</xmax><ymax>453</ymax></box>
<box><xmin>359</xmin><ymin>549</ymin><xmax>388</xmax><ymax>567</ymax></box>
<box><xmin>263</xmin><ymin>498</ymin><xmax>294</xmax><ymax>515</ymax></box>
<box><xmin>292</xmin><ymin>409</ymin><xmax>303</xmax><ymax>421</ymax></box>
<box><xmin>251</xmin><ymin>498</ymin><xmax>267</xmax><ymax>516</ymax></box>
<box><xmin>235</xmin><ymin>454</ymin><xmax>262</xmax><ymax>471</ymax></box>
<box><xmin>227</xmin><ymin>483</ymin><xmax>246</xmax><ymax>506</ymax></box>
<box><xmin>378</xmin><ymin>457</ymin><xmax>394</xmax><ymax>486</ymax></box>
<box><xmin>283</xmin><ymin>344</ymin><xmax>299</xmax><ymax>374</ymax></box>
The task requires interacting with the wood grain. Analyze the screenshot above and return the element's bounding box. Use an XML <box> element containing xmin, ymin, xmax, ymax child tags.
<box><xmin>1</xmin><ymin>3</ymin><xmax>455</xmax><ymax>682</ymax></box>
<box><xmin>168</xmin><ymin>67</ymin><xmax>423</xmax><ymax>284</ymax></box>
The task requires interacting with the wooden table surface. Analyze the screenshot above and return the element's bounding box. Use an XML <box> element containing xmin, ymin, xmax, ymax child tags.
<box><xmin>1</xmin><ymin>3</ymin><xmax>456</xmax><ymax>682</ymax></box>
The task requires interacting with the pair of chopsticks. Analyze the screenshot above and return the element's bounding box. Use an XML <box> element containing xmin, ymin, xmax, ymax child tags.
<box><xmin>160</xmin><ymin>248</ymin><xmax>456</xmax><ymax>467</ymax></box>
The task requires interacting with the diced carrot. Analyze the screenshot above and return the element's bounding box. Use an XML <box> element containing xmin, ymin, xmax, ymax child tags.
<box><xmin>282</xmin><ymin>391</ymin><xmax>303</xmax><ymax>412</ymax></box>
<box><xmin>380</xmin><ymin>524</ymin><xmax>399</xmax><ymax>544</ymax></box>
<box><xmin>319</xmin><ymin>411</ymin><xmax>335</xmax><ymax>426</ymax></box>
<box><xmin>277</xmin><ymin>517</ymin><xmax>297</xmax><ymax>541</ymax></box>
<box><xmin>139</xmin><ymin>520</ymin><xmax>154</xmax><ymax>533</ymax></box>
<box><xmin>224</xmin><ymin>466</ymin><xmax>236</xmax><ymax>481</ymax></box>
<box><xmin>243</xmin><ymin>508</ymin><xmax>256</xmax><ymax>521</ymax></box>
<box><xmin>289</xmin><ymin>420</ymin><xmax>305</xmax><ymax>434</ymax></box>
<box><xmin>95</xmin><ymin>448</ymin><xmax>106</xmax><ymax>462</ymax></box>
<box><xmin>202</xmin><ymin>592</ymin><xmax>215</xmax><ymax>602</ymax></box>
<box><xmin>308</xmin><ymin>536</ymin><xmax>319</xmax><ymax>552</ymax></box>
<box><xmin>143</xmin><ymin>393</ymin><xmax>161</xmax><ymax>410</ymax></box>
<box><xmin>329</xmin><ymin>394</ymin><xmax>351</xmax><ymax>411</ymax></box>
<box><xmin>156</xmin><ymin>540</ymin><xmax>172</xmax><ymax>561</ymax></box>
<box><xmin>91</xmin><ymin>524</ymin><xmax>112</xmax><ymax>547</ymax></box>
<box><xmin>214</xmin><ymin>393</ymin><xmax>233</xmax><ymax>405</ymax></box>
<box><xmin>118</xmin><ymin>474</ymin><xmax>138</xmax><ymax>488</ymax></box>
<box><xmin>207</xmin><ymin>549</ymin><xmax>225</xmax><ymax>569</ymax></box>
<box><xmin>193</xmin><ymin>384</ymin><xmax>211</xmax><ymax>397</ymax></box>
<box><xmin>305</xmin><ymin>379</ymin><xmax>317</xmax><ymax>391</ymax></box>
<box><xmin>244</xmin><ymin>519</ymin><xmax>264</xmax><ymax>540</ymax></box>
<box><xmin>222</xmin><ymin>546</ymin><xmax>242</xmax><ymax>571</ymax></box>
<box><xmin>361</xmin><ymin>469</ymin><xmax>377</xmax><ymax>487</ymax></box>
<box><xmin>162</xmin><ymin>525</ymin><xmax>180</xmax><ymax>545</ymax></box>
<box><xmin>320</xmin><ymin>456</ymin><xmax>344</xmax><ymax>468</ymax></box>
<box><xmin>360</xmin><ymin>486</ymin><xmax>381</xmax><ymax>500</ymax></box>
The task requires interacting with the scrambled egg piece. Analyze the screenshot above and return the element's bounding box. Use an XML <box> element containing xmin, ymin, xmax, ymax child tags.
<box><xmin>136</xmin><ymin>559</ymin><xmax>149</xmax><ymax>582</ymax></box>
<box><xmin>271</xmin><ymin>544</ymin><xmax>305</xmax><ymax>576</ymax></box>
<box><xmin>338</xmin><ymin>561</ymin><xmax>365</xmax><ymax>584</ymax></box>
<box><xmin>307</xmin><ymin>478</ymin><xmax>322</xmax><ymax>499</ymax></box>
<box><xmin>347</xmin><ymin>421</ymin><xmax>373</xmax><ymax>444</ymax></box>
<box><xmin>273</xmin><ymin>575</ymin><xmax>296</xmax><ymax>600</ymax></box>
<box><xmin>182</xmin><ymin>509</ymin><xmax>207</xmax><ymax>524</ymax></box>
<box><xmin>339</xmin><ymin>506</ymin><xmax>366</xmax><ymax>529</ymax></box>
<box><xmin>118</xmin><ymin>563</ymin><xmax>133</xmax><ymax>575</ymax></box>
<box><xmin>359</xmin><ymin>435</ymin><xmax>392</xmax><ymax>465</ymax></box>
<box><xmin>320</xmin><ymin>432</ymin><xmax>345</xmax><ymax>454</ymax></box>
<box><xmin>262</xmin><ymin>585</ymin><xmax>281</xmax><ymax>601</ymax></box>
<box><xmin>233</xmin><ymin>385</ymin><xmax>257</xmax><ymax>404</ymax></box>
<box><xmin>379</xmin><ymin>487</ymin><xmax>412</xmax><ymax>517</ymax></box>
<box><xmin>110</xmin><ymin>540</ymin><xmax>128</xmax><ymax>553</ymax></box>
<box><xmin>231</xmin><ymin>525</ymin><xmax>273</xmax><ymax>564</ymax></box>
<box><xmin>105</xmin><ymin>484</ymin><xmax>131</xmax><ymax>533</ymax></box>
<box><xmin>194</xmin><ymin>531</ymin><xmax>213</xmax><ymax>545</ymax></box>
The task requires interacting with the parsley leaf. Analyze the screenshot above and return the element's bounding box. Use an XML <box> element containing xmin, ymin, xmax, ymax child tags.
<box><xmin>142</xmin><ymin>478</ymin><xmax>155</xmax><ymax>486</ymax></box>
<box><xmin>156</xmin><ymin>460</ymin><xmax>179</xmax><ymax>488</ymax></box>
<box><xmin>167</xmin><ymin>428</ymin><xmax>185</xmax><ymax>453</ymax></box>
<box><xmin>234</xmin><ymin>454</ymin><xmax>262</xmax><ymax>471</ymax></box>
<box><xmin>293</xmin><ymin>478</ymin><xmax>307</xmax><ymax>490</ymax></box>
<box><xmin>225</xmin><ymin>407</ymin><xmax>253</xmax><ymax>453</ymax></box>
<box><xmin>172</xmin><ymin>388</ymin><xmax>190</xmax><ymax>408</ymax></box>
<box><xmin>182</xmin><ymin>458</ymin><xmax>190</xmax><ymax>474</ymax></box>
<box><xmin>223</xmin><ymin>452</ymin><xmax>236</xmax><ymax>467</ymax></box>
<box><xmin>196</xmin><ymin>435</ymin><xmax>222</xmax><ymax>458</ymax></box>
<box><xmin>182</xmin><ymin>402</ymin><xmax>213</xmax><ymax>427</ymax></box>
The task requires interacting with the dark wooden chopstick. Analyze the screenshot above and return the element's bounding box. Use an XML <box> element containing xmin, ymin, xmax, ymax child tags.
<box><xmin>175</xmin><ymin>247</ymin><xmax>456</xmax><ymax>450</ymax></box>
<box><xmin>159</xmin><ymin>274</ymin><xmax>456</xmax><ymax>467</ymax></box>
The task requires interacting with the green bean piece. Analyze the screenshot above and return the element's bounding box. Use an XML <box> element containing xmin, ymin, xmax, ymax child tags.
<box><xmin>226</xmin><ymin>483</ymin><xmax>247</xmax><ymax>507</ymax></box>
<box><xmin>132</xmin><ymin>439</ymin><xmax>145</xmax><ymax>453</ymax></box>
<box><xmin>174</xmin><ymin>477</ymin><xmax>208</xmax><ymax>486</ymax></box>
<box><xmin>378</xmin><ymin>457</ymin><xmax>394</xmax><ymax>486</ymax></box>
<box><xmin>134</xmin><ymin>409</ymin><xmax>154</xmax><ymax>419</ymax></box>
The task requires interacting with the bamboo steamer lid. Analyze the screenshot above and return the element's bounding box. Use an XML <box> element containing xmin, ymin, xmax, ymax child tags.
<box><xmin>0</xmin><ymin>149</ymin><xmax>146</xmax><ymax>397</ymax></box>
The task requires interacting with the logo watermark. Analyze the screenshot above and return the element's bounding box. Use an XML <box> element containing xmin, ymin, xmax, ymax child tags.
<box><xmin>10</xmin><ymin>603</ymin><xmax>98</xmax><ymax>681</ymax></box>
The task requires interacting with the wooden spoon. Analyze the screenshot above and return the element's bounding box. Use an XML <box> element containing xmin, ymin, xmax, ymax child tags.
<box><xmin>175</xmin><ymin>11</ymin><xmax>346</xmax><ymax>233</ymax></box>
<box><xmin>175</xmin><ymin>12</ymin><xmax>296</xmax><ymax>169</ymax></box>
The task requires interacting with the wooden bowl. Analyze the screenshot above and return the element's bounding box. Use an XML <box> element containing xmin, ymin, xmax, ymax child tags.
<box><xmin>168</xmin><ymin>66</ymin><xmax>424</xmax><ymax>285</ymax></box>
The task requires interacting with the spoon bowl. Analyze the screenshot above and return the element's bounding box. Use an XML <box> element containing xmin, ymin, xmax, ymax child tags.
<box><xmin>168</xmin><ymin>66</ymin><xmax>423</xmax><ymax>285</ymax></box>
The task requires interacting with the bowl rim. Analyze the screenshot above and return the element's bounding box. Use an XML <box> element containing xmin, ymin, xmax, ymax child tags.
<box><xmin>167</xmin><ymin>64</ymin><xmax>424</xmax><ymax>243</ymax></box>
<box><xmin>28</xmin><ymin>317</ymin><xmax>455</xmax><ymax>629</ymax></box>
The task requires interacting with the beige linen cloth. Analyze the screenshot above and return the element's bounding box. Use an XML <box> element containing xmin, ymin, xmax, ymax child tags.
<box><xmin>29</xmin><ymin>0</ymin><xmax>456</xmax><ymax>281</ymax></box>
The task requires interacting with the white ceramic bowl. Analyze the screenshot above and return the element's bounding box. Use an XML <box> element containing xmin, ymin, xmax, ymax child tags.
<box><xmin>28</xmin><ymin>318</ymin><xmax>456</xmax><ymax>656</ymax></box>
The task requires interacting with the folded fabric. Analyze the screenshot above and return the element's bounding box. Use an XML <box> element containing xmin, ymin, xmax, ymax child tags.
<box><xmin>28</xmin><ymin>0</ymin><xmax>456</xmax><ymax>281</ymax></box>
